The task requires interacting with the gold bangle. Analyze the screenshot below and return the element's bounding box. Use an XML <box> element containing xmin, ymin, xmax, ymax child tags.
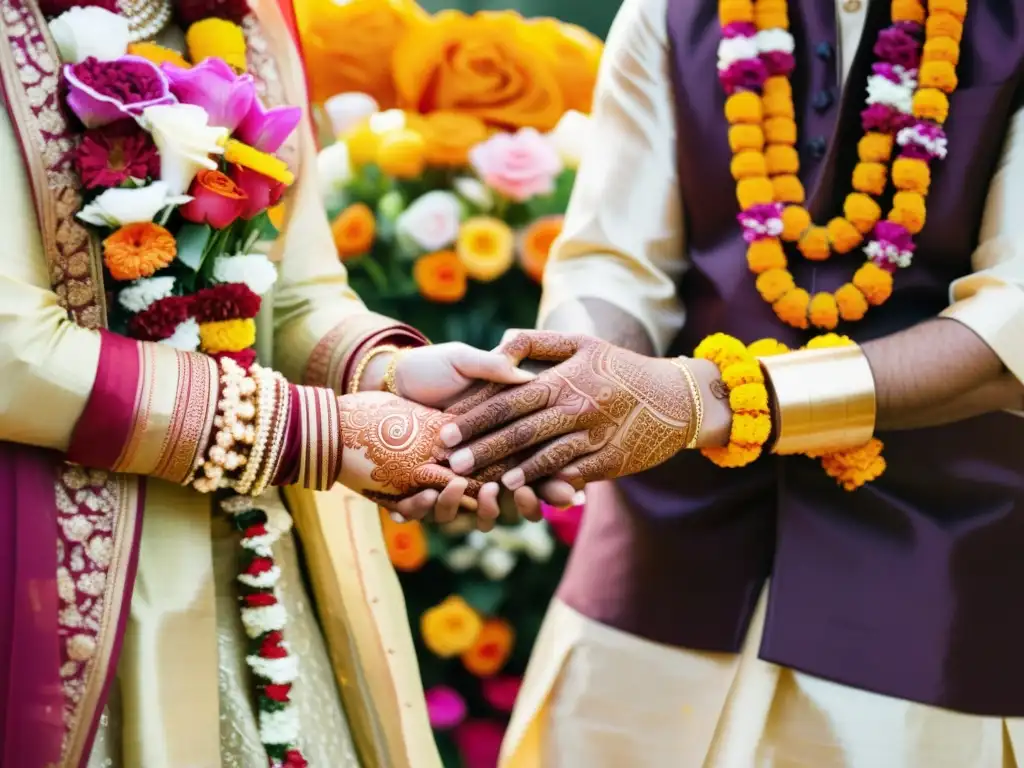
<box><xmin>758</xmin><ymin>345</ymin><xmax>876</xmax><ymax>455</ymax></box>
<box><xmin>670</xmin><ymin>358</ymin><xmax>703</xmax><ymax>449</ymax></box>
<box><xmin>383</xmin><ymin>348</ymin><xmax>407</xmax><ymax>395</ymax></box>
<box><xmin>348</xmin><ymin>344</ymin><xmax>400</xmax><ymax>394</ymax></box>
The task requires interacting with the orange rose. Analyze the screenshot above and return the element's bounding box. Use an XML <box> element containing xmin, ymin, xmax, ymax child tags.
<box><xmin>527</xmin><ymin>18</ymin><xmax>604</xmax><ymax>114</ymax></box>
<box><xmin>519</xmin><ymin>215</ymin><xmax>563</xmax><ymax>283</ymax></box>
<box><xmin>379</xmin><ymin>509</ymin><xmax>428</xmax><ymax>571</ymax></box>
<box><xmin>331</xmin><ymin>203</ymin><xmax>376</xmax><ymax>259</ymax></box>
<box><xmin>392</xmin><ymin>10</ymin><xmax>564</xmax><ymax>131</ymax></box>
<box><xmin>296</xmin><ymin>0</ymin><xmax>427</xmax><ymax>106</ymax></box>
<box><xmin>461</xmin><ymin>618</ymin><xmax>514</xmax><ymax>677</ymax></box>
<box><xmin>413</xmin><ymin>251</ymin><xmax>468</xmax><ymax>303</ymax></box>
<box><xmin>422</xmin><ymin>111</ymin><xmax>489</xmax><ymax>167</ymax></box>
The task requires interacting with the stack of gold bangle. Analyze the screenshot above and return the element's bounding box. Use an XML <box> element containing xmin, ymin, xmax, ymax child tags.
<box><xmin>670</xmin><ymin>358</ymin><xmax>704</xmax><ymax>449</ymax></box>
<box><xmin>349</xmin><ymin>344</ymin><xmax>401</xmax><ymax>394</ymax></box>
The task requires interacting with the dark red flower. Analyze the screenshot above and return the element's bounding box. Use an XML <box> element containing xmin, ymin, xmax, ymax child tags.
<box><xmin>245</xmin><ymin>557</ymin><xmax>275</xmax><ymax>576</ymax></box>
<box><xmin>192</xmin><ymin>283</ymin><xmax>262</xmax><ymax>322</ymax></box>
<box><xmin>213</xmin><ymin>349</ymin><xmax>258</xmax><ymax>370</ymax></box>
<box><xmin>75</xmin><ymin>122</ymin><xmax>160</xmax><ymax>189</ymax></box>
<box><xmin>231</xmin><ymin>164</ymin><xmax>286</xmax><ymax>219</ymax></box>
<box><xmin>244</xmin><ymin>592</ymin><xmax>278</xmax><ymax>608</ymax></box>
<box><xmin>128</xmin><ymin>296</ymin><xmax>193</xmax><ymax>341</ymax></box>
<box><xmin>263</xmin><ymin>683</ymin><xmax>292</xmax><ymax>702</ymax></box>
<box><xmin>39</xmin><ymin>0</ymin><xmax>116</xmax><ymax>17</ymax></box>
<box><xmin>282</xmin><ymin>750</ymin><xmax>308</xmax><ymax>768</ymax></box>
<box><xmin>175</xmin><ymin>0</ymin><xmax>250</xmax><ymax>25</ymax></box>
<box><xmin>259</xmin><ymin>631</ymin><xmax>288</xmax><ymax>659</ymax></box>
<box><xmin>243</xmin><ymin>523</ymin><xmax>268</xmax><ymax>539</ymax></box>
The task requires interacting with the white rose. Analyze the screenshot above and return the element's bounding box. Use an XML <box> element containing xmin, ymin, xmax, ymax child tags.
<box><xmin>49</xmin><ymin>7</ymin><xmax>129</xmax><ymax>64</ymax></box>
<box><xmin>77</xmin><ymin>181</ymin><xmax>190</xmax><ymax>227</ymax></box>
<box><xmin>141</xmin><ymin>104</ymin><xmax>229</xmax><ymax>195</ymax></box>
<box><xmin>517</xmin><ymin>522</ymin><xmax>555</xmax><ymax>563</ymax></box>
<box><xmin>466</xmin><ymin>530</ymin><xmax>489</xmax><ymax>551</ymax></box>
<box><xmin>479</xmin><ymin>546</ymin><xmax>517</xmax><ymax>581</ymax></box>
<box><xmin>444</xmin><ymin>546</ymin><xmax>480</xmax><ymax>573</ymax></box>
<box><xmin>396</xmin><ymin>191</ymin><xmax>462</xmax><ymax>252</ymax></box>
<box><xmin>546</xmin><ymin>110</ymin><xmax>590</xmax><ymax>169</ymax></box>
<box><xmin>212</xmin><ymin>253</ymin><xmax>278</xmax><ymax>296</ymax></box>
<box><xmin>487</xmin><ymin>526</ymin><xmax>524</xmax><ymax>553</ymax></box>
<box><xmin>368</xmin><ymin>108</ymin><xmax>408</xmax><ymax>135</ymax></box>
<box><xmin>159</xmin><ymin>318</ymin><xmax>200</xmax><ymax>351</ymax></box>
<box><xmin>317</xmin><ymin>142</ymin><xmax>352</xmax><ymax>202</ymax></box>
<box><xmin>118</xmin><ymin>276</ymin><xmax>175</xmax><ymax>313</ymax></box>
<box><xmin>324</xmin><ymin>92</ymin><xmax>379</xmax><ymax>137</ymax></box>
<box><xmin>453</xmin><ymin>177</ymin><xmax>494</xmax><ymax>212</ymax></box>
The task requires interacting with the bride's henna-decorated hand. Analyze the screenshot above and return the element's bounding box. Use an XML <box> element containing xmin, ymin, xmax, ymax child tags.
<box><xmin>439</xmin><ymin>331</ymin><xmax>715</xmax><ymax>490</ymax></box>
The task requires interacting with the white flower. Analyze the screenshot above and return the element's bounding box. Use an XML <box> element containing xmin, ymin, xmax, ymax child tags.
<box><xmin>480</xmin><ymin>546</ymin><xmax>517</xmax><ymax>580</ymax></box>
<box><xmin>141</xmin><ymin>104</ymin><xmax>229</xmax><ymax>195</ymax></box>
<box><xmin>866</xmin><ymin>74</ymin><xmax>915</xmax><ymax>114</ymax></box>
<box><xmin>212</xmin><ymin>254</ymin><xmax>278</xmax><ymax>296</ymax></box>
<box><xmin>518</xmin><ymin>522</ymin><xmax>555</xmax><ymax>562</ymax></box>
<box><xmin>317</xmin><ymin>141</ymin><xmax>352</xmax><ymax>201</ymax></box>
<box><xmin>453</xmin><ymin>177</ymin><xmax>494</xmax><ymax>211</ymax></box>
<box><xmin>396</xmin><ymin>191</ymin><xmax>462</xmax><ymax>252</ymax></box>
<box><xmin>444</xmin><ymin>545</ymin><xmax>480</xmax><ymax>572</ymax></box>
<box><xmin>545</xmin><ymin>110</ymin><xmax>590</xmax><ymax>170</ymax></box>
<box><xmin>159</xmin><ymin>318</ymin><xmax>200</xmax><ymax>352</ymax></box>
<box><xmin>324</xmin><ymin>91</ymin><xmax>380</xmax><ymax>136</ymax></box>
<box><xmin>466</xmin><ymin>530</ymin><xmax>490</xmax><ymax>551</ymax></box>
<box><xmin>755</xmin><ymin>29</ymin><xmax>795</xmax><ymax>55</ymax></box>
<box><xmin>487</xmin><ymin>526</ymin><xmax>523</xmax><ymax>553</ymax></box>
<box><xmin>241</xmin><ymin>529</ymin><xmax>281</xmax><ymax>558</ymax></box>
<box><xmin>240</xmin><ymin>603</ymin><xmax>288</xmax><ymax>639</ymax></box>
<box><xmin>246</xmin><ymin>652</ymin><xmax>299</xmax><ymax>684</ymax></box>
<box><xmin>77</xmin><ymin>181</ymin><xmax>190</xmax><ymax>228</ymax></box>
<box><xmin>238</xmin><ymin>564</ymin><xmax>282</xmax><ymax>589</ymax></box>
<box><xmin>369</xmin><ymin>108</ymin><xmax>408</xmax><ymax>135</ymax></box>
<box><xmin>49</xmin><ymin>7</ymin><xmax>129</xmax><ymax>63</ymax></box>
<box><xmin>717</xmin><ymin>36</ymin><xmax>759</xmax><ymax>71</ymax></box>
<box><xmin>259</xmin><ymin>706</ymin><xmax>300</xmax><ymax>746</ymax></box>
<box><xmin>118</xmin><ymin>276</ymin><xmax>175</xmax><ymax>313</ymax></box>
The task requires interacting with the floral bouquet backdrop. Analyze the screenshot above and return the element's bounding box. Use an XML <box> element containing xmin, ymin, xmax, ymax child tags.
<box><xmin>297</xmin><ymin>0</ymin><xmax>602</xmax><ymax>763</ymax></box>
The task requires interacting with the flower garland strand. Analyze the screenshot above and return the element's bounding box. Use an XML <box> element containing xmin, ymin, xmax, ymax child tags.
<box><xmin>719</xmin><ymin>0</ymin><xmax>967</xmax><ymax>330</ymax></box>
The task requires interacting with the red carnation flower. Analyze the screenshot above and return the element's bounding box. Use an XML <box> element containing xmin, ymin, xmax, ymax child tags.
<box><xmin>175</xmin><ymin>0</ymin><xmax>249</xmax><ymax>25</ymax></box>
<box><xmin>128</xmin><ymin>296</ymin><xmax>193</xmax><ymax>341</ymax></box>
<box><xmin>75</xmin><ymin>122</ymin><xmax>160</xmax><ymax>189</ymax></box>
<box><xmin>263</xmin><ymin>683</ymin><xmax>292</xmax><ymax>702</ymax></box>
<box><xmin>245</xmin><ymin>557</ymin><xmax>275</xmax><ymax>576</ymax></box>
<box><xmin>259</xmin><ymin>632</ymin><xmax>289</xmax><ymax>659</ymax></box>
<box><xmin>213</xmin><ymin>349</ymin><xmax>258</xmax><ymax>370</ymax></box>
<box><xmin>283</xmin><ymin>750</ymin><xmax>308</xmax><ymax>768</ymax></box>
<box><xmin>39</xmin><ymin>0</ymin><xmax>116</xmax><ymax>17</ymax></box>
<box><xmin>244</xmin><ymin>592</ymin><xmax>278</xmax><ymax>608</ymax></box>
<box><xmin>243</xmin><ymin>523</ymin><xmax>268</xmax><ymax>539</ymax></box>
<box><xmin>192</xmin><ymin>283</ymin><xmax>262</xmax><ymax>322</ymax></box>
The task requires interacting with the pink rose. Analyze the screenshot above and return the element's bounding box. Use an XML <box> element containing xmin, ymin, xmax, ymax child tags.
<box><xmin>454</xmin><ymin>719</ymin><xmax>505</xmax><ymax>768</ymax></box>
<box><xmin>230</xmin><ymin>164</ymin><xmax>286</xmax><ymax>220</ymax></box>
<box><xmin>425</xmin><ymin>686</ymin><xmax>467</xmax><ymax>730</ymax></box>
<box><xmin>469</xmin><ymin>128</ymin><xmax>562</xmax><ymax>202</ymax></box>
<box><xmin>481</xmin><ymin>675</ymin><xmax>522</xmax><ymax>713</ymax></box>
<box><xmin>541</xmin><ymin>502</ymin><xmax>583</xmax><ymax>546</ymax></box>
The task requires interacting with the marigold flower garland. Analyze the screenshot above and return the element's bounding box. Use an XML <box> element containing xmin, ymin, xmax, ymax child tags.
<box><xmin>696</xmin><ymin>332</ymin><xmax>886</xmax><ymax>490</ymax></box>
<box><xmin>719</xmin><ymin>0</ymin><xmax>967</xmax><ymax>330</ymax></box>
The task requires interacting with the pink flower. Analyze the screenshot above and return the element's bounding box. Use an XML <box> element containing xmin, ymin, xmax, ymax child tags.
<box><xmin>73</xmin><ymin>121</ymin><xmax>160</xmax><ymax>189</ymax></box>
<box><xmin>236</xmin><ymin>98</ymin><xmax>302</xmax><ymax>153</ymax></box>
<box><xmin>481</xmin><ymin>675</ymin><xmax>522</xmax><ymax>713</ymax></box>
<box><xmin>64</xmin><ymin>56</ymin><xmax>175</xmax><ymax>128</ymax></box>
<box><xmin>454</xmin><ymin>719</ymin><xmax>505</xmax><ymax>768</ymax></box>
<box><xmin>469</xmin><ymin>128</ymin><xmax>562</xmax><ymax>202</ymax></box>
<box><xmin>541</xmin><ymin>502</ymin><xmax>583</xmax><ymax>546</ymax></box>
<box><xmin>230</xmin><ymin>165</ymin><xmax>286</xmax><ymax>219</ymax></box>
<box><xmin>180</xmin><ymin>169</ymin><xmax>248</xmax><ymax>229</ymax></box>
<box><xmin>425</xmin><ymin>686</ymin><xmax>467</xmax><ymax>730</ymax></box>
<box><xmin>162</xmin><ymin>58</ymin><xmax>255</xmax><ymax>132</ymax></box>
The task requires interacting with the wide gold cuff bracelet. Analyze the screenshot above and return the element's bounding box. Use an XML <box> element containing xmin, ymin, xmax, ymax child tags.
<box><xmin>758</xmin><ymin>345</ymin><xmax>877</xmax><ymax>455</ymax></box>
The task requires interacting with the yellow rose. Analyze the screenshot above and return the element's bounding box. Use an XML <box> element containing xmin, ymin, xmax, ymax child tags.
<box><xmin>527</xmin><ymin>18</ymin><xmax>604</xmax><ymax>114</ymax></box>
<box><xmin>376</xmin><ymin>129</ymin><xmax>426</xmax><ymax>178</ymax></box>
<box><xmin>392</xmin><ymin>10</ymin><xmax>565</xmax><ymax>131</ymax></box>
<box><xmin>343</xmin><ymin>120</ymin><xmax>380</xmax><ymax>167</ymax></box>
<box><xmin>421</xmin><ymin>596</ymin><xmax>483</xmax><ymax>658</ymax></box>
<box><xmin>457</xmin><ymin>217</ymin><xmax>514</xmax><ymax>282</ymax></box>
<box><xmin>295</xmin><ymin>0</ymin><xmax>427</xmax><ymax>106</ymax></box>
<box><xmin>422</xmin><ymin>111</ymin><xmax>489</xmax><ymax>167</ymax></box>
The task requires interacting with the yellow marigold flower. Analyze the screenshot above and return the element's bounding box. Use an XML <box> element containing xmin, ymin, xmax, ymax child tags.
<box><xmin>376</xmin><ymin>128</ymin><xmax>426</xmax><ymax>179</ymax></box>
<box><xmin>343</xmin><ymin>121</ymin><xmax>380</xmax><ymax>167</ymax></box>
<box><xmin>747</xmin><ymin>338</ymin><xmax>789</xmax><ymax>357</ymax></box>
<box><xmin>722</xmin><ymin>361</ymin><xmax>764</xmax><ymax>390</ymax></box>
<box><xmin>127</xmin><ymin>42</ymin><xmax>191</xmax><ymax>69</ymax></box>
<box><xmin>421</xmin><ymin>596</ymin><xmax>483</xmax><ymax>658</ymax></box>
<box><xmin>186</xmin><ymin>18</ymin><xmax>246</xmax><ymax>71</ymax></box>
<box><xmin>835</xmin><ymin>283</ymin><xmax>869</xmax><ymax>322</ymax></box>
<box><xmin>728</xmin><ymin>124</ymin><xmax>765</xmax><ymax>153</ymax></box>
<box><xmin>730</xmin><ymin>382</ymin><xmax>770</xmax><ymax>413</ymax></box>
<box><xmin>223</xmin><ymin>139</ymin><xmax>295</xmax><ymax>186</ymax></box>
<box><xmin>456</xmin><ymin>217</ymin><xmax>514</xmax><ymax>282</ymax></box>
<box><xmin>199</xmin><ymin>318</ymin><xmax>256</xmax><ymax>354</ymax></box>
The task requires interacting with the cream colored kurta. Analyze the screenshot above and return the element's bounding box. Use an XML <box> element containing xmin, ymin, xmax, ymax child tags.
<box><xmin>502</xmin><ymin>0</ymin><xmax>1024</xmax><ymax>765</ymax></box>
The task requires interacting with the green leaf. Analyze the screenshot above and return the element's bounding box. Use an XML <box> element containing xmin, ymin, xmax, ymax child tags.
<box><xmin>175</xmin><ymin>223</ymin><xmax>212</xmax><ymax>272</ymax></box>
<box><xmin>459</xmin><ymin>578</ymin><xmax>505</xmax><ymax>617</ymax></box>
<box><xmin>426</xmin><ymin>527</ymin><xmax>451</xmax><ymax>560</ymax></box>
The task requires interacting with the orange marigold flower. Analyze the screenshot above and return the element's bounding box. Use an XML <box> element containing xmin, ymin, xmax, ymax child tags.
<box><xmin>103</xmin><ymin>222</ymin><xmax>176</xmax><ymax>281</ymax></box>
<box><xmin>519</xmin><ymin>215</ymin><xmax>563</xmax><ymax>283</ymax></box>
<box><xmin>762</xmin><ymin>91</ymin><xmax>795</xmax><ymax>119</ymax></box>
<box><xmin>413</xmin><ymin>250</ymin><xmax>468</xmax><ymax>303</ymax></box>
<box><xmin>461</xmin><ymin>618</ymin><xmax>514</xmax><ymax>678</ymax></box>
<box><xmin>725</xmin><ymin>91</ymin><xmax>763</xmax><ymax>124</ymax></box>
<box><xmin>835</xmin><ymin>282</ymin><xmax>869</xmax><ymax>322</ymax></box>
<box><xmin>702</xmin><ymin>443</ymin><xmax>763</xmax><ymax>468</ymax></box>
<box><xmin>730</xmin><ymin>151</ymin><xmax>767</xmax><ymax>180</ymax></box>
<box><xmin>826</xmin><ymin>217</ymin><xmax>862</xmax><ymax>254</ymax></box>
<box><xmin>858</xmin><ymin>132</ymin><xmax>893</xmax><ymax>163</ymax></box>
<box><xmin>919</xmin><ymin>60</ymin><xmax>958</xmax><ymax>93</ymax></box>
<box><xmin>127</xmin><ymin>42</ymin><xmax>190</xmax><ymax>69</ymax></box>
<box><xmin>808</xmin><ymin>292</ymin><xmax>840</xmax><ymax>330</ymax></box>
<box><xmin>764</xmin><ymin>117</ymin><xmax>797</xmax><ymax>145</ymax></box>
<box><xmin>772</xmin><ymin>174</ymin><xmax>805</xmax><ymax>204</ymax></box>
<box><xmin>380</xmin><ymin>510</ymin><xmax>429</xmax><ymax>571</ymax></box>
<box><xmin>755</xmin><ymin>268</ymin><xmax>795</xmax><ymax>302</ymax></box>
<box><xmin>890</xmin><ymin>0</ymin><xmax>925</xmax><ymax>24</ymax></box>
<box><xmin>929</xmin><ymin>0</ymin><xmax>966</xmax><ymax>21</ymax></box>
<box><xmin>746</xmin><ymin>238</ymin><xmax>787</xmax><ymax>274</ymax></box>
<box><xmin>731</xmin><ymin>412</ymin><xmax>772</xmax><ymax>447</ymax></box>
<box><xmin>762</xmin><ymin>76</ymin><xmax>792</xmax><ymax>102</ymax></box>
<box><xmin>765</xmin><ymin>145</ymin><xmax>800</xmax><ymax>175</ymax></box>
<box><xmin>843</xmin><ymin>192</ymin><xmax>882</xmax><ymax>233</ymax></box>
<box><xmin>888</xmin><ymin>191</ymin><xmax>927</xmax><ymax>234</ymax></box>
<box><xmin>922</xmin><ymin>37</ymin><xmax>960</xmax><ymax>66</ymax></box>
<box><xmin>331</xmin><ymin>202</ymin><xmax>377</xmax><ymax>259</ymax></box>
<box><xmin>736</xmin><ymin>177</ymin><xmax>775</xmax><ymax>209</ymax></box>
<box><xmin>892</xmin><ymin>157</ymin><xmax>931</xmax><ymax>195</ymax></box>
<box><xmin>852</xmin><ymin>162</ymin><xmax>887</xmax><ymax>196</ymax></box>
<box><xmin>913</xmin><ymin>88</ymin><xmax>950</xmax><ymax>123</ymax></box>
<box><xmin>853</xmin><ymin>262</ymin><xmax>894</xmax><ymax>306</ymax></box>
<box><xmin>729</xmin><ymin>125</ymin><xmax>765</xmax><ymax>153</ymax></box>
<box><xmin>926</xmin><ymin>13</ymin><xmax>964</xmax><ymax>43</ymax></box>
<box><xmin>780</xmin><ymin>205</ymin><xmax>811</xmax><ymax>241</ymax></box>
<box><xmin>754</xmin><ymin>9</ymin><xmax>788</xmax><ymax>31</ymax></box>
<box><xmin>797</xmin><ymin>226</ymin><xmax>830</xmax><ymax>261</ymax></box>
<box><xmin>718</xmin><ymin>0</ymin><xmax>754</xmax><ymax>25</ymax></box>
<box><xmin>773</xmin><ymin>287</ymin><xmax>810</xmax><ymax>329</ymax></box>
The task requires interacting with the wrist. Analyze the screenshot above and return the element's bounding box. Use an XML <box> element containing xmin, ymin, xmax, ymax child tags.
<box><xmin>685</xmin><ymin>358</ymin><xmax>733</xmax><ymax>448</ymax></box>
<box><xmin>358</xmin><ymin>350</ymin><xmax>393</xmax><ymax>393</ymax></box>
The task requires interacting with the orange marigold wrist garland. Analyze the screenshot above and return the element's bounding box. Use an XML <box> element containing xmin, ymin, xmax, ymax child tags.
<box><xmin>720</xmin><ymin>0</ymin><xmax>966</xmax><ymax>330</ymax></box>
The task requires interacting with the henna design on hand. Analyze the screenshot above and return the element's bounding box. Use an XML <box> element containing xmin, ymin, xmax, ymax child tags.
<box><xmin>446</xmin><ymin>332</ymin><xmax>698</xmax><ymax>487</ymax></box>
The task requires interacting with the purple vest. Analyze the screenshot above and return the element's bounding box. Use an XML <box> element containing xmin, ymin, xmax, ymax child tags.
<box><xmin>558</xmin><ymin>0</ymin><xmax>1024</xmax><ymax>715</ymax></box>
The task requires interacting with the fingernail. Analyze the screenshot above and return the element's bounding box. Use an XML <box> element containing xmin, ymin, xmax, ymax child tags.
<box><xmin>502</xmin><ymin>469</ymin><xmax>525</xmax><ymax>490</ymax></box>
<box><xmin>440</xmin><ymin>424</ymin><xmax>462</xmax><ymax>448</ymax></box>
<box><xmin>449</xmin><ymin>449</ymin><xmax>473</xmax><ymax>473</ymax></box>
<box><xmin>572</xmin><ymin>491</ymin><xmax>586</xmax><ymax>507</ymax></box>
<box><xmin>389</xmin><ymin>512</ymin><xmax>405</xmax><ymax>524</ymax></box>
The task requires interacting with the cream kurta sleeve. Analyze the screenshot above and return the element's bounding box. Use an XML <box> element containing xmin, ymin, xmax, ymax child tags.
<box><xmin>0</xmin><ymin>99</ymin><xmax>99</xmax><ymax>451</ymax></box>
<box><xmin>942</xmin><ymin>105</ymin><xmax>1024</xmax><ymax>384</ymax></box>
<box><xmin>537</xmin><ymin>0</ymin><xmax>685</xmax><ymax>355</ymax></box>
